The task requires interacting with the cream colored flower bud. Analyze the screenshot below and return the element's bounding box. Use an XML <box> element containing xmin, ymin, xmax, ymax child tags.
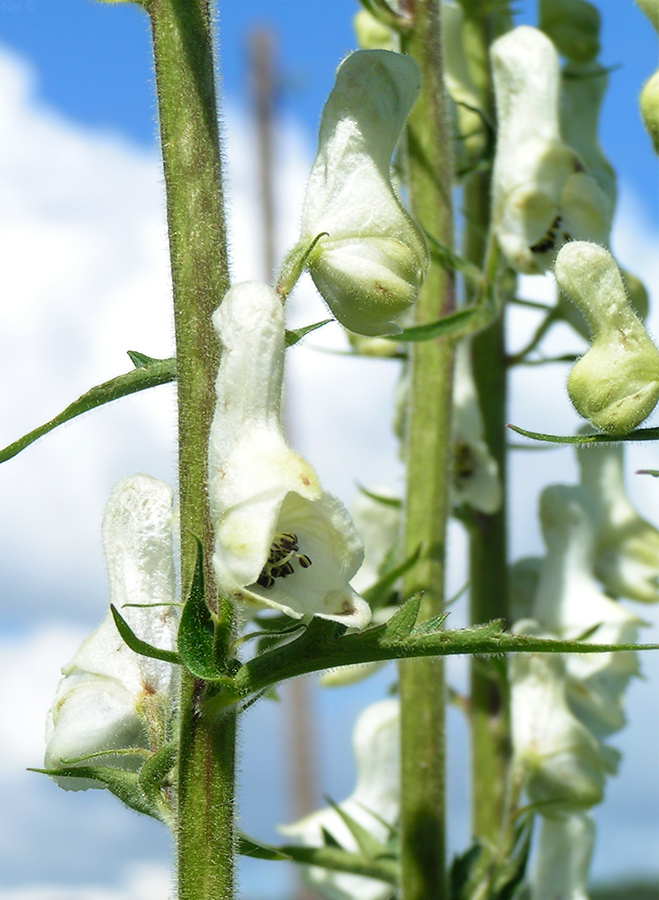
<box><xmin>279</xmin><ymin>699</ymin><xmax>399</xmax><ymax>900</ymax></box>
<box><xmin>511</xmin><ymin>621</ymin><xmax>606</xmax><ymax>814</ymax></box>
<box><xmin>208</xmin><ymin>282</ymin><xmax>371</xmax><ymax>628</ymax></box>
<box><xmin>353</xmin><ymin>8</ymin><xmax>395</xmax><ymax>51</ymax></box>
<box><xmin>452</xmin><ymin>341</ymin><xmax>502</xmax><ymax>514</ymax></box>
<box><xmin>636</xmin><ymin>0</ymin><xmax>659</xmax><ymax>30</ymax></box>
<box><xmin>555</xmin><ymin>242</ymin><xmax>659</xmax><ymax>434</ymax></box>
<box><xmin>539</xmin><ymin>0</ymin><xmax>601</xmax><ymax>63</ymax></box>
<box><xmin>45</xmin><ymin>475</ymin><xmax>179</xmax><ymax>790</ymax></box>
<box><xmin>530</xmin><ymin>812</ymin><xmax>595</xmax><ymax>900</ymax></box>
<box><xmin>292</xmin><ymin>50</ymin><xmax>428</xmax><ymax>336</ymax></box>
<box><xmin>577</xmin><ymin>441</ymin><xmax>659</xmax><ymax>603</ymax></box>
<box><xmin>491</xmin><ymin>27</ymin><xmax>611</xmax><ymax>273</ymax></box>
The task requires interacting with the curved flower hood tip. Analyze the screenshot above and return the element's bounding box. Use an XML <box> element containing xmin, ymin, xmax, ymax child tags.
<box><xmin>294</xmin><ymin>49</ymin><xmax>428</xmax><ymax>336</ymax></box>
<box><xmin>279</xmin><ymin>699</ymin><xmax>399</xmax><ymax>900</ymax></box>
<box><xmin>45</xmin><ymin>474</ymin><xmax>179</xmax><ymax>789</ymax></box>
<box><xmin>208</xmin><ymin>282</ymin><xmax>371</xmax><ymax>628</ymax></box>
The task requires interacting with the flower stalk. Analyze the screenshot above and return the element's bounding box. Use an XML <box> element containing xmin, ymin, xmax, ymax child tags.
<box><xmin>398</xmin><ymin>2</ymin><xmax>454</xmax><ymax>897</ymax></box>
<box><xmin>147</xmin><ymin>1</ymin><xmax>236</xmax><ymax>897</ymax></box>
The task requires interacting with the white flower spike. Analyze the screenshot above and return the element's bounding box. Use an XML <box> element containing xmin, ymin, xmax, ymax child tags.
<box><xmin>208</xmin><ymin>281</ymin><xmax>371</xmax><ymax>628</ymax></box>
<box><xmin>577</xmin><ymin>442</ymin><xmax>659</xmax><ymax>603</ymax></box>
<box><xmin>490</xmin><ymin>26</ymin><xmax>611</xmax><ymax>274</ymax></box>
<box><xmin>291</xmin><ymin>49</ymin><xmax>428</xmax><ymax>336</ymax></box>
<box><xmin>555</xmin><ymin>241</ymin><xmax>659</xmax><ymax>434</ymax></box>
<box><xmin>45</xmin><ymin>475</ymin><xmax>179</xmax><ymax>789</ymax></box>
<box><xmin>280</xmin><ymin>699</ymin><xmax>399</xmax><ymax>900</ymax></box>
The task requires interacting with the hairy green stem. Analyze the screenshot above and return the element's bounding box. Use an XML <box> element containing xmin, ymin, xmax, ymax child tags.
<box><xmin>147</xmin><ymin>1</ymin><xmax>235</xmax><ymax>897</ymax></box>
<box><xmin>399</xmin><ymin>2</ymin><xmax>454</xmax><ymax>897</ymax></box>
<box><xmin>460</xmin><ymin>2</ymin><xmax>512</xmax><ymax>849</ymax></box>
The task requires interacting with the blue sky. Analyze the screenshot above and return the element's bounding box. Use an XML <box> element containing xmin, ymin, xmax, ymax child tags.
<box><xmin>0</xmin><ymin>1</ymin><xmax>658</xmax><ymax>898</ymax></box>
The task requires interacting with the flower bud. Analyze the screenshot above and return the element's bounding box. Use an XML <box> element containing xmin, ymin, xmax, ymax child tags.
<box><xmin>640</xmin><ymin>70</ymin><xmax>659</xmax><ymax>154</ymax></box>
<box><xmin>208</xmin><ymin>282</ymin><xmax>371</xmax><ymax>628</ymax></box>
<box><xmin>577</xmin><ymin>441</ymin><xmax>659</xmax><ymax>603</ymax></box>
<box><xmin>555</xmin><ymin>242</ymin><xmax>659</xmax><ymax>433</ymax></box>
<box><xmin>539</xmin><ymin>0</ymin><xmax>601</xmax><ymax>63</ymax></box>
<box><xmin>530</xmin><ymin>812</ymin><xmax>595</xmax><ymax>900</ymax></box>
<box><xmin>289</xmin><ymin>50</ymin><xmax>428</xmax><ymax>336</ymax></box>
<box><xmin>491</xmin><ymin>27</ymin><xmax>611</xmax><ymax>273</ymax></box>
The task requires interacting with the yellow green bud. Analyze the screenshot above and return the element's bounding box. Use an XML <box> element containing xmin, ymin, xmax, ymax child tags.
<box><xmin>539</xmin><ymin>0</ymin><xmax>601</xmax><ymax>63</ymax></box>
<box><xmin>555</xmin><ymin>242</ymin><xmax>659</xmax><ymax>434</ymax></box>
<box><xmin>353</xmin><ymin>8</ymin><xmax>396</xmax><ymax>50</ymax></box>
<box><xmin>640</xmin><ymin>70</ymin><xmax>659</xmax><ymax>155</ymax></box>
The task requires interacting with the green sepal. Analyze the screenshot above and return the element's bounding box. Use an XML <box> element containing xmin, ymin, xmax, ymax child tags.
<box><xmin>277</xmin><ymin>232</ymin><xmax>328</xmax><ymax>299</ymax></box>
<box><xmin>238</xmin><ymin>833</ymin><xmax>291</xmax><ymax>861</ymax></box>
<box><xmin>110</xmin><ymin>605</ymin><xmax>181</xmax><ymax>666</ymax></box>
<box><xmin>31</xmin><ymin>764</ymin><xmax>162</xmax><ymax>821</ymax></box>
<box><xmin>138</xmin><ymin>743</ymin><xmax>176</xmax><ymax>808</ymax></box>
<box><xmin>0</xmin><ymin>355</ymin><xmax>176</xmax><ymax>464</ymax></box>
<box><xmin>325</xmin><ymin>797</ymin><xmax>388</xmax><ymax>859</ymax></box>
<box><xmin>285</xmin><ymin>320</ymin><xmax>333</xmax><ymax>347</ymax></box>
<box><xmin>507</xmin><ymin>423</ymin><xmax>659</xmax><ymax>445</ymax></box>
<box><xmin>177</xmin><ymin>537</ymin><xmax>223</xmax><ymax>680</ymax></box>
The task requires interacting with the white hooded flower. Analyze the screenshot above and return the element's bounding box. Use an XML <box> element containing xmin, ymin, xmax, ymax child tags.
<box><xmin>577</xmin><ymin>442</ymin><xmax>659</xmax><ymax>604</ymax></box>
<box><xmin>530</xmin><ymin>811</ymin><xmax>595</xmax><ymax>900</ymax></box>
<box><xmin>208</xmin><ymin>281</ymin><xmax>371</xmax><ymax>628</ymax></box>
<box><xmin>490</xmin><ymin>26</ymin><xmax>611</xmax><ymax>273</ymax></box>
<box><xmin>279</xmin><ymin>699</ymin><xmax>399</xmax><ymax>900</ymax></box>
<box><xmin>291</xmin><ymin>49</ymin><xmax>428</xmax><ymax>336</ymax></box>
<box><xmin>534</xmin><ymin>485</ymin><xmax>643</xmax><ymax>737</ymax></box>
<box><xmin>510</xmin><ymin>620</ymin><xmax>606</xmax><ymax>814</ymax></box>
<box><xmin>45</xmin><ymin>474</ymin><xmax>179</xmax><ymax>789</ymax></box>
<box><xmin>452</xmin><ymin>340</ymin><xmax>502</xmax><ymax>514</ymax></box>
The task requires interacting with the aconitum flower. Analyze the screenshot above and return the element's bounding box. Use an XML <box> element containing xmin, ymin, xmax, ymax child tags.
<box><xmin>510</xmin><ymin>621</ymin><xmax>606</xmax><ymax>814</ymax></box>
<box><xmin>534</xmin><ymin>484</ymin><xmax>643</xmax><ymax>737</ymax></box>
<box><xmin>577</xmin><ymin>442</ymin><xmax>659</xmax><ymax>604</ymax></box>
<box><xmin>555</xmin><ymin>242</ymin><xmax>659</xmax><ymax>434</ymax></box>
<box><xmin>45</xmin><ymin>475</ymin><xmax>179</xmax><ymax>789</ymax></box>
<box><xmin>490</xmin><ymin>26</ymin><xmax>611</xmax><ymax>273</ymax></box>
<box><xmin>530</xmin><ymin>812</ymin><xmax>595</xmax><ymax>900</ymax></box>
<box><xmin>208</xmin><ymin>281</ymin><xmax>371</xmax><ymax>628</ymax></box>
<box><xmin>289</xmin><ymin>50</ymin><xmax>428</xmax><ymax>336</ymax></box>
<box><xmin>279</xmin><ymin>699</ymin><xmax>399</xmax><ymax>900</ymax></box>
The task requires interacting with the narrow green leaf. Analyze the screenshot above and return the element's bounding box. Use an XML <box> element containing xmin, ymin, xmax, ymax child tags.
<box><xmin>285</xmin><ymin>319</ymin><xmax>333</xmax><ymax>347</ymax></box>
<box><xmin>127</xmin><ymin>349</ymin><xmax>164</xmax><ymax>368</ymax></box>
<box><xmin>424</xmin><ymin>232</ymin><xmax>482</xmax><ymax>284</ymax></box>
<box><xmin>507</xmin><ymin>423</ymin><xmax>659</xmax><ymax>445</ymax></box>
<box><xmin>383</xmin><ymin>307</ymin><xmax>477</xmax><ymax>343</ymax></box>
<box><xmin>0</xmin><ymin>356</ymin><xmax>176</xmax><ymax>464</ymax></box>
<box><xmin>110</xmin><ymin>605</ymin><xmax>181</xmax><ymax>665</ymax></box>
<box><xmin>637</xmin><ymin>469</ymin><xmax>659</xmax><ymax>477</ymax></box>
<box><xmin>410</xmin><ymin>613</ymin><xmax>449</xmax><ymax>637</ymax></box>
<box><xmin>321</xmin><ymin>826</ymin><xmax>343</xmax><ymax>849</ymax></box>
<box><xmin>326</xmin><ymin>797</ymin><xmax>386</xmax><ymax>859</ymax></box>
<box><xmin>492</xmin><ymin>816</ymin><xmax>533</xmax><ymax>900</ymax></box>
<box><xmin>177</xmin><ymin>537</ymin><xmax>223</xmax><ymax>680</ymax></box>
<box><xmin>31</xmin><ymin>765</ymin><xmax>159</xmax><ymax>820</ymax></box>
<box><xmin>363</xmin><ymin>549</ymin><xmax>421</xmax><ymax>608</ymax></box>
<box><xmin>356</xmin><ymin>484</ymin><xmax>402</xmax><ymax>509</ymax></box>
<box><xmin>238</xmin><ymin>833</ymin><xmax>291</xmax><ymax>861</ymax></box>
<box><xmin>449</xmin><ymin>841</ymin><xmax>484</xmax><ymax>900</ymax></box>
<box><xmin>277</xmin><ymin>843</ymin><xmax>399</xmax><ymax>885</ymax></box>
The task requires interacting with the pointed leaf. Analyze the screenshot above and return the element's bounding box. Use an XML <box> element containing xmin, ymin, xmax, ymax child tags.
<box><xmin>363</xmin><ymin>549</ymin><xmax>421</xmax><ymax>608</ymax></box>
<box><xmin>110</xmin><ymin>605</ymin><xmax>181</xmax><ymax>665</ymax></box>
<box><xmin>276</xmin><ymin>843</ymin><xmax>399</xmax><ymax>884</ymax></box>
<box><xmin>507</xmin><ymin>423</ymin><xmax>659</xmax><ymax>445</ymax></box>
<box><xmin>379</xmin><ymin>595</ymin><xmax>422</xmax><ymax>642</ymax></box>
<box><xmin>0</xmin><ymin>356</ymin><xmax>176</xmax><ymax>464</ymax></box>
<box><xmin>127</xmin><ymin>349</ymin><xmax>164</xmax><ymax>368</ymax></box>
<box><xmin>356</xmin><ymin>484</ymin><xmax>402</xmax><ymax>510</ymax></box>
<box><xmin>325</xmin><ymin>797</ymin><xmax>386</xmax><ymax>859</ymax></box>
<box><xmin>449</xmin><ymin>841</ymin><xmax>484</xmax><ymax>900</ymax></box>
<box><xmin>177</xmin><ymin>537</ymin><xmax>223</xmax><ymax>680</ymax></box>
<box><xmin>321</xmin><ymin>826</ymin><xmax>343</xmax><ymax>849</ymax></box>
<box><xmin>238</xmin><ymin>833</ymin><xmax>291</xmax><ymax>861</ymax></box>
<box><xmin>384</xmin><ymin>307</ymin><xmax>478</xmax><ymax>343</ymax></box>
<box><xmin>285</xmin><ymin>319</ymin><xmax>333</xmax><ymax>347</ymax></box>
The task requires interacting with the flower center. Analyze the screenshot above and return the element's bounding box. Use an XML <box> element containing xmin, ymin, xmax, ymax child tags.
<box><xmin>256</xmin><ymin>532</ymin><xmax>313</xmax><ymax>589</ymax></box>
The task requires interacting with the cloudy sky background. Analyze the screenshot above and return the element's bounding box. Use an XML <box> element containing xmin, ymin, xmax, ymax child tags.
<box><xmin>0</xmin><ymin>1</ymin><xmax>657</xmax><ymax>898</ymax></box>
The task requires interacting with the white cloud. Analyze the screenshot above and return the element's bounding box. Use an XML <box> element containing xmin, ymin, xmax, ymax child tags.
<box><xmin>0</xmin><ymin>864</ymin><xmax>171</xmax><ymax>900</ymax></box>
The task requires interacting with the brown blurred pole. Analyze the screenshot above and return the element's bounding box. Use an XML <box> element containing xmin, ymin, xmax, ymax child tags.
<box><xmin>249</xmin><ymin>28</ymin><xmax>319</xmax><ymax>900</ymax></box>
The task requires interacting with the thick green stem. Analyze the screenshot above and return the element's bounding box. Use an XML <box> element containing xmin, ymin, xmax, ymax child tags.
<box><xmin>460</xmin><ymin>3</ymin><xmax>512</xmax><ymax>849</ymax></box>
<box><xmin>399</xmin><ymin>3</ymin><xmax>454</xmax><ymax>898</ymax></box>
<box><xmin>147</xmin><ymin>1</ymin><xmax>235</xmax><ymax>897</ymax></box>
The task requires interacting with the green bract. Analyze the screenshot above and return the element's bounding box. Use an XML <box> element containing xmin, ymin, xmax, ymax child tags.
<box><xmin>555</xmin><ymin>242</ymin><xmax>659</xmax><ymax>434</ymax></box>
<box><xmin>289</xmin><ymin>50</ymin><xmax>428</xmax><ymax>336</ymax></box>
<box><xmin>539</xmin><ymin>0</ymin><xmax>601</xmax><ymax>63</ymax></box>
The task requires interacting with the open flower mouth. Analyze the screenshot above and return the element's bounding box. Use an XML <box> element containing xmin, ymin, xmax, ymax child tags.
<box><xmin>256</xmin><ymin>531</ymin><xmax>313</xmax><ymax>589</ymax></box>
